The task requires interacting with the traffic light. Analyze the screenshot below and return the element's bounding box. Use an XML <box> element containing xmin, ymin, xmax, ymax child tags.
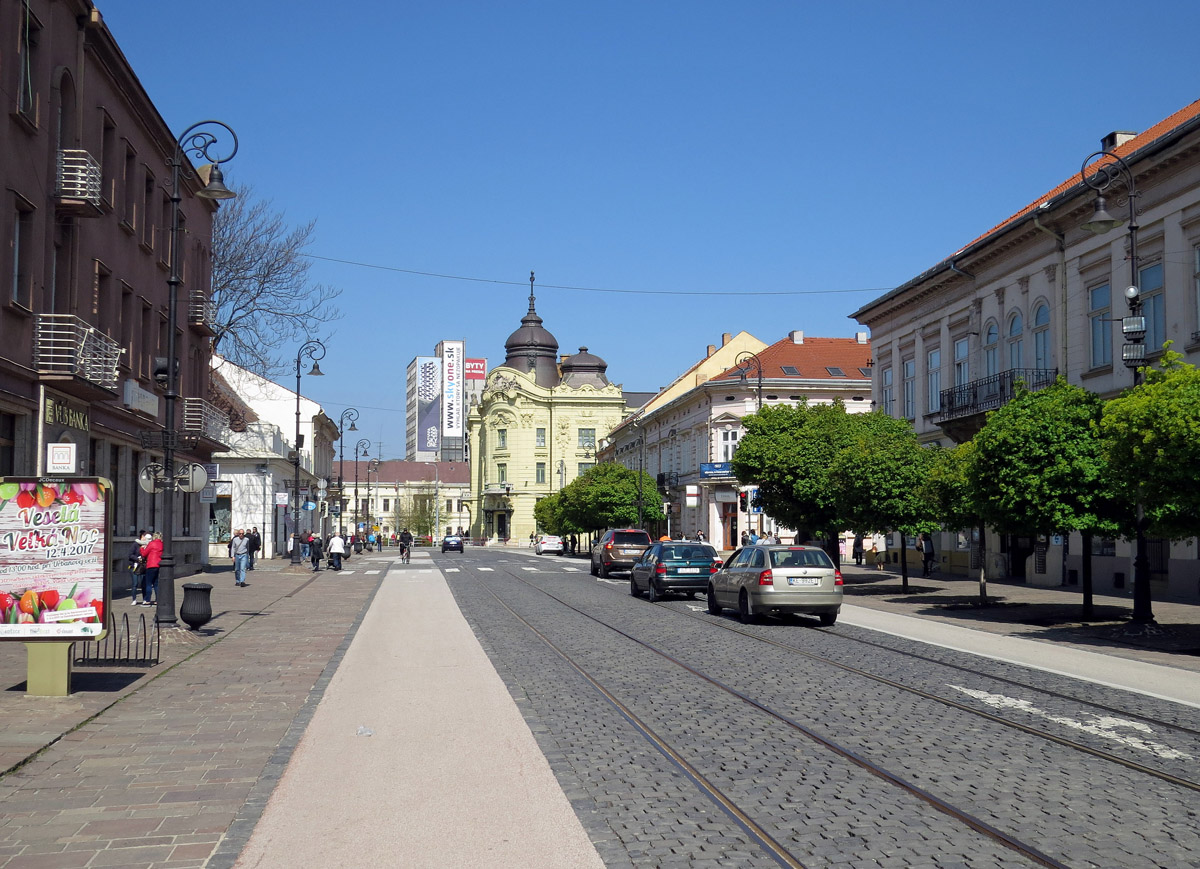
<box><xmin>738</xmin><ymin>491</ymin><xmax>748</xmax><ymax>511</ymax></box>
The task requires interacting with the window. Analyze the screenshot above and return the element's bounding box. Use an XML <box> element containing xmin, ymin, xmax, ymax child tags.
<box><xmin>1032</xmin><ymin>303</ymin><xmax>1051</xmax><ymax>369</ymax></box>
<box><xmin>0</xmin><ymin>413</ymin><xmax>14</xmax><ymax>476</ymax></box>
<box><xmin>825</xmin><ymin>366</ymin><xmax>846</xmax><ymax>377</ymax></box>
<box><xmin>953</xmin><ymin>338</ymin><xmax>969</xmax><ymax>386</ymax></box>
<box><xmin>857</xmin><ymin>367</ymin><xmax>872</xmax><ymax>378</ymax></box>
<box><xmin>17</xmin><ymin>5</ymin><xmax>41</xmax><ymax>120</ymax></box>
<box><xmin>141</xmin><ymin>171</ymin><xmax>155</xmax><ymax>250</ymax></box>
<box><xmin>1140</xmin><ymin>262</ymin><xmax>1165</xmax><ymax>353</ymax></box>
<box><xmin>926</xmin><ymin>348</ymin><xmax>941</xmax><ymax>413</ymax></box>
<box><xmin>721</xmin><ymin>428</ymin><xmax>740</xmax><ymax>461</ymax></box>
<box><xmin>121</xmin><ymin>145</ymin><xmax>137</xmax><ymax>228</ymax></box>
<box><xmin>1008</xmin><ymin>313</ymin><xmax>1024</xmax><ymax>369</ymax></box>
<box><xmin>11</xmin><ymin>201</ymin><xmax>34</xmax><ymax>308</ymax></box>
<box><xmin>1089</xmin><ymin>283</ymin><xmax>1112</xmax><ymax>367</ymax></box>
<box><xmin>881</xmin><ymin>366</ymin><xmax>894</xmax><ymax>416</ymax></box>
<box><xmin>382</xmin><ymin>498</ymin><xmax>390</xmax><ymax>513</ymax></box>
<box><xmin>445</xmin><ymin>499</ymin><xmax>453</xmax><ymax>515</ymax></box>
<box><xmin>984</xmin><ymin>323</ymin><xmax>999</xmax><ymax>377</ymax></box>
<box><xmin>496</xmin><ymin>428</ymin><xmax>507</xmax><ymax>449</ymax></box>
<box><xmin>535</xmin><ymin>427</ymin><xmax>545</xmax><ymax>447</ymax></box>
<box><xmin>535</xmin><ymin>462</ymin><xmax>546</xmax><ymax>484</ymax></box>
<box><xmin>578</xmin><ymin>462</ymin><xmax>594</xmax><ymax>476</ymax></box>
<box><xmin>578</xmin><ymin>428</ymin><xmax>595</xmax><ymax>448</ymax></box>
<box><xmin>902</xmin><ymin>358</ymin><xmax>915</xmax><ymax>420</ymax></box>
<box><xmin>781</xmin><ymin>365</ymin><xmax>800</xmax><ymax>376</ymax></box>
<box><xmin>496</xmin><ymin>463</ymin><xmax>507</xmax><ymax>483</ymax></box>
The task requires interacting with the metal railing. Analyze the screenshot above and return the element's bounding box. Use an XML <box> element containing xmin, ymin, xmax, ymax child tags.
<box><xmin>182</xmin><ymin>397</ymin><xmax>231</xmax><ymax>442</ymax></box>
<box><xmin>188</xmin><ymin>289</ymin><xmax>218</xmax><ymax>331</ymax></box>
<box><xmin>936</xmin><ymin>368</ymin><xmax>1057</xmax><ymax>422</ymax></box>
<box><xmin>55</xmin><ymin>149</ymin><xmax>102</xmax><ymax>206</ymax></box>
<box><xmin>34</xmin><ymin>314</ymin><xmax>122</xmax><ymax>390</ymax></box>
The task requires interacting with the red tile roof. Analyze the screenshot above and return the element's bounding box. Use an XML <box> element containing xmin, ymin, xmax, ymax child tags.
<box><xmin>712</xmin><ymin>336</ymin><xmax>872</xmax><ymax>382</ymax></box>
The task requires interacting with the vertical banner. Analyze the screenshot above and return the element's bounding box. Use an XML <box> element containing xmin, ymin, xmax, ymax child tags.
<box><xmin>416</xmin><ymin>357</ymin><xmax>442</xmax><ymax>452</ymax></box>
<box><xmin>0</xmin><ymin>477</ymin><xmax>110</xmax><ymax>639</ymax></box>
<box><xmin>442</xmin><ymin>341</ymin><xmax>464</xmax><ymax>438</ymax></box>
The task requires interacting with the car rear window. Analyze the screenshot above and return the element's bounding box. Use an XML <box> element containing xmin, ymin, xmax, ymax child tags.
<box><xmin>770</xmin><ymin>548</ymin><xmax>834</xmax><ymax>568</ymax></box>
<box><xmin>613</xmin><ymin>531</ymin><xmax>651</xmax><ymax>544</ymax></box>
<box><xmin>661</xmin><ymin>545</ymin><xmax>717</xmax><ymax>560</ymax></box>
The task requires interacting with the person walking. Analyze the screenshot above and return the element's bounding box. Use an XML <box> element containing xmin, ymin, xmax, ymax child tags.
<box><xmin>309</xmin><ymin>532</ymin><xmax>324</xmax><ymax>572</ymax></box>
<box><xmin>327</xmin><ymin>530</ymin><xmax>346</xmax><ymax>571</ymax></box>
<box><xmin>128</xmin><ymin>530</ymin><xmax>146</xmax><ymax>603</ymax></box>
<box><xmin>920</xmin><ymin>533</ymin><xmax>936</xmax><ymax>576</ymax></box>
<box><xmin>140</xmin><ymin>532</ymin><xmax>163</xmax><ymax>605</ymax></box>
<box><xmin>873</xmin><ymin>542</ymin><xmax>886</xmax><ymax>570</ymax></box>
<box><xmin>740</xmin><ymin>530</ymin><xmax>749</xmax><ymax>547</ymax></box>
<box><xmin>230</xmin><ymin>528</ymin><xmax>251</xmax><ymax>587</ymax></box>
<box><xmin>852</xmin><ymin>534</ymin><xmax>864</xmax><ymax>566</ymax></box>
<box><xmin>248</xmin><ymin>527</ymin><xmax>261</xmax><ymax>570</ymax></box>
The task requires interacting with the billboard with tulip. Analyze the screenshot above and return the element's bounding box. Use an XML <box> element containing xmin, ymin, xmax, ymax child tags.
<box><xmin>0</xmin><ymin>477</ymin><xmax>110</xmax><ymax>640</ymax></box>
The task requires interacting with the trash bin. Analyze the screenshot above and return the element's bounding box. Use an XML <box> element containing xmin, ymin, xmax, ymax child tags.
<box><xmin>180</xmin><ymin>583</ymin><xmax>213</xmax><ymax>631</ymax></box>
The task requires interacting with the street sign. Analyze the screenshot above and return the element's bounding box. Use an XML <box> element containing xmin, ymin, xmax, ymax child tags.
<box><xmin>330</xmin><ymin>504</ymin><xmax>342</xmax><ymax>515</ymax></box>
<box><xmin>302</xmin><ymin>501</ymin><xmax>317</xmax><ymax>511</ymax></box>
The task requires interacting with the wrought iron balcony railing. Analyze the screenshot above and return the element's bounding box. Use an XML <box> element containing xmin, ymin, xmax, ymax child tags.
<box><xmin>55</xmin><ymin>150</ymin><xmax>102</xmax><ymax>209</ymax></box>
<box><xmin>182</xmin><ymin>398</ymin><xmax>231</xmax><ymax>444</ymax></box>
<box><xmin>34</xmin><ymin>315</ymin><xmax>121</xmax><ymax>391</ymax></box>
<box><xmin>936</xmin><ymin>368</ymin><xmax>1057</xmax><ymax>422</ymax></box>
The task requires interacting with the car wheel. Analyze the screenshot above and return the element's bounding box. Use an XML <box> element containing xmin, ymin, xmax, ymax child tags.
<box><xmin>706</xmin><ymin>586</ymin><xmax>722</xmax><ymax>615</ymax></box>
<box><xmin>590</xmin><ymin>559</ymin><xmax>598</xmax><ymax>576</ymax></box>
<box><xmin>819</xmin><ymin>612</ymin><xmax>838</xmax><ymax>626</ymax></box>
<box><xmin>599</xmin><ymin>560</ymin><xmax>609</xmax><ymax>578</ymax></box>
<box><xmin>648</xmin><ymin>580</ymin><xmax>661</xmax><ymax>602</ymax></box>
<box><xmin>629</xmin><ymin>576</ymin><xmax>640</xmax><ymax>597</ymax></box>
<box><xmin>738</xmin><ymin>589</ymin><xmax>757</xmax><ymax>624</ymax></box>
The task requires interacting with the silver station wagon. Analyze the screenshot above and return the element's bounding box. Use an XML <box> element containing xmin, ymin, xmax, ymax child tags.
<box><xmin>707</xmin><ymin>545</ymin><xmax>843</xmax><ymax>625</ymax></box>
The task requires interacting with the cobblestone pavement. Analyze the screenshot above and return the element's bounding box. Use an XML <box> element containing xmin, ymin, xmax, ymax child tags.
<box><xmin>448</xmin><ymin>550</ymin><xmax>1200</xmax><ymax>868</ymax></box>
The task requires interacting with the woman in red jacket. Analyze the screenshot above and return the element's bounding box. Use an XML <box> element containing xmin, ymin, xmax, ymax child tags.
<box><xmin>140</xmin><ymin>532</ymin><xmax>163</xmax><ymax>606</ymax></box>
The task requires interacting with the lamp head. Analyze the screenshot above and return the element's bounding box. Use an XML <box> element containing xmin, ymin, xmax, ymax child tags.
<box><xmin>349</xmin><ymin>421</ymin><xmax>358</xmax><ymax>431</ymax></box>
<box><xmin>307</xmin><ymin>361</ymin><xmax>324</xmax><ymax>376</ymax></box>
<box><xmin>197</xmin><ymin>164</ymin><xmax>237</xmax><ymax>200</ymax></box>
<box><xmin>1081</xmin><ymin>194</ymin><xmax>1123</xmax><ymax>234</ymax></box>
<box><xmin>1124</xmin><ymin>285</ymin><xmax>1140</xmax><ymax>302</ymax></box>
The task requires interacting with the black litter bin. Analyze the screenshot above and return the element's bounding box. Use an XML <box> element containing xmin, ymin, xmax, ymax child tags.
<box><xmin>180</xmin><ymin>583</ymin><xmax>213</xmax><ymax>631</ymax></box>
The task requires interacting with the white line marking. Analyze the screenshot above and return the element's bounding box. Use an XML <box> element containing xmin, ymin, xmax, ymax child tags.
<box><xmin>596</xmin><ymin>578</ymin><xmax>624</xmax><ymax>586</ymax></box>
<box><xmin>522</xmin><ymin>567</ymin><xmax>539</xmax><ymax>572</ymax></box>
<box><xmin>478</xmin><ymin>567</ymin><xmax>494</xmax><ymax>572</ymax></box>
<box><xmin>444</xmin><ymin>568</ymin><xmax>460</xmax><ymax>573</ymax></box>
<box><xmin>365</xmin><ymin>570</ymin><xmax>381</xmax><ymax>575</ymax></box>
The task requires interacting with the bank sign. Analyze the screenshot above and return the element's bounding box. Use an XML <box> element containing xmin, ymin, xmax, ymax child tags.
<box><xmin>0</xmin><ymin>477</ymin><xmax>110</xmax><ymax>640</ymax></box>
<box><xmin>442</xmin><ymin>341</ymin><xmax>464</xmax><ymax>438</ymax></box>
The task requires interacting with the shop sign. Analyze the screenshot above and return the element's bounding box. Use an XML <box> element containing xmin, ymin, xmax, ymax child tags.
<box><xmin>0</xmin><ymin>477</ymin><xmax>110</xmax><ymax>640</ymax></box>
<box><xmin>43</xmin><ymin>392</ymin><xmax>90</xmax><ymax>435</ymax></box>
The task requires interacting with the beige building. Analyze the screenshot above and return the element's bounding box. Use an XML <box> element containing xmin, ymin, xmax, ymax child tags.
<box><xmin>467</xmin><ymin>290</ymin><xmax>641</xmax><ymax>542</ymax></box>
<box><xmin>340</xmin><ymin>460</ymin><xmax>469</xmax><ymax>541</ymax></box>
<box><xmin>853</xmin><ymin>98</ymin><xmax>1200</xmax><ymax>599</ymax></box>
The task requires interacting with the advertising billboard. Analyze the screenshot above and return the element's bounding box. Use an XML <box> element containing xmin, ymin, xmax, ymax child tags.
<box><xmin>0</xmin><ymin>477</ymin><xmax>110</xmax><ymax>640</ymax></box>
<box><xmin>441</xmin><ymin>341</ymin><xmax>464</xmax><ymax>438</ymax></box>
<box><xmin>465</xmin><ymin>358</ymin><xmax>487</xmax><ymax>380</ymax></box>
<box><xmin>415</xmin><ymin>357</ymin><xmax>442</xmax><ymax>452</ymax></box>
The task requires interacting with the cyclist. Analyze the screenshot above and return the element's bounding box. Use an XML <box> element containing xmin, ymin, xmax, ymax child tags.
<box><xmin>399</xmin><ymin>528</ymin><xmax>414</xmax><ymax>564</ymax></box>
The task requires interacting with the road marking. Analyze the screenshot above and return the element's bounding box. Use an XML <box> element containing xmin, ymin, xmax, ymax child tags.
<box><xmin>478</xmin><ymin>567</ymin><xmax>494</xmax><ymax>572</ymax></box>
<box><xmin>365</xmin><ymin>570</ymin><xmax>381</xmax><ymax>575</ymax></box>
<box><xmin>597</xmin><ymin>578</ymin><xmax>624</xmax><ymax>586</ymax></box>
<box><xmin>685</xmin><ymin>604</ymin><xmax>707</xmax><ymax>612</ymax></box>
<box><xmin>949</xmin><ymin>685</ymin><xmax>1194</xmax><ymax>760</ymax></box>
<box><xmin>562</xmin><ymin>568</ymin><xmax>581</xmax><ymax>572</ymax></box>
<box><xmin>444</xmin><ymin>568</ymin><xmax>460</xmax><ymax>573</ymax></box>
<box><xmin>522</xmin><ymin>567</ymin><xmax>539</xmax><ymax>572</ymax></box>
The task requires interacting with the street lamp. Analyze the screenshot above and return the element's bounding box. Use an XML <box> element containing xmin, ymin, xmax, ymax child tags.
<box><xmin>353</xmin><ymin>438</ymin><xmax>371</xmax><ymax>539</ymax></box>
<box><xmin>367</xmin><ymin>458</ymin><xmax>380</xmax><ymax>536</ymax></box>
<box><xmin>157</xmin><ymin>121</ymin><xmax>237</xmax><ymax>624</ymax></box>
<box><xmin>735</xmin><ymin>351</ymin><xmax>764</xmax><ymax>411</ymax></box>
<box><xmin>291</xmin><ymin>339</ymin><xmax>325</xmax><ymax>564</ymax></box>
<box><xmin>424</xmin><ymin>462</ymin><xmax>441</xmax><ymax>539</ymax></box>
<box><xmin>1080</xmin><ymin>150</ymin><xmax>1153</xmax><ymax>626</ymax></box>
<box><xmin>337</xmin><ymin>407</ymin><xmax>359</xmax><ymax>523</ymax></box>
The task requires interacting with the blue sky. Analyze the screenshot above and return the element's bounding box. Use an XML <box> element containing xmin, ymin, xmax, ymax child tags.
<box><xmin>97</xmin><ymin>0</ymin><xmax>1200</xmax><ymax>457</ymax></box>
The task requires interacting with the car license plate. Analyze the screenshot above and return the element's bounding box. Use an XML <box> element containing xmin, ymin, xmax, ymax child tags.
<box><xmin>678</xmin><ymin>567</ymin><xmax>700</xmax><ymax>573</ymax></box>
<box><xmin>787</xmin><ymin>577</ymin><xmax>820</xmax><ymax>586</ymax></box>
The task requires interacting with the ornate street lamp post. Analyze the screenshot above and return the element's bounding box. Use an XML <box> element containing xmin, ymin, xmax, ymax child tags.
<box><xmin>1080</xmin><ymin>150</ymin><xmax>1153</xmax><ymax>626</ymax></box>
<box><xmin>337</xmin><ymin>408</ymin><xmax>359</xmax><ymax>525</ymax></box>
<box><xmin>156</xmin><ymin>121</ymin><xmax>237</xmax><ymax>624</ymax></box>
<box><xmin>735</xmin><ymin>351</ymin><xmax>764</xmax><ymax>412</ymax></box>
<box><xmin>353</xmin><ymin>438</ymin><xmax>371</xmax><ymax>539</ymax></box>
<box><xmin>291</xmin><ymin>340</ymin><xmax>325</xmax><ymax>564</ymax></box>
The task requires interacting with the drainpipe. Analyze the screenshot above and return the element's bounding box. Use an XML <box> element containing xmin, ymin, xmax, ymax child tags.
<box><xmin>949</xmin><ymin>261</ymin><xmax>975</xmax><ymax>281</ymax></box>
<box><xmin>1032</xmin><ymin>212</ymin><xmax>1068</xmax><ymax>375</ymax></box>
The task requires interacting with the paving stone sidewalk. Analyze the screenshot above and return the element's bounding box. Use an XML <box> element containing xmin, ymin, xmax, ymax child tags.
<box><xmin>0</xmin><ymin>557</ymin><xmax>380</xmax><ymax>868</ymax></box>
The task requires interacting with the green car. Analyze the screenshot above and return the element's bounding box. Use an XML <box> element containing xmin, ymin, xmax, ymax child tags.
<box><xmin>630</xmin><ymin>542</ymin><xmax>721</xmax><ymax>601</ymax></box>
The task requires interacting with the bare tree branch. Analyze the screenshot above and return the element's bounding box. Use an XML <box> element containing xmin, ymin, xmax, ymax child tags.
<box><xmin>210</xmin><ymin>183</ymin><xmax>342</xmax><ymax>376</ymax></box>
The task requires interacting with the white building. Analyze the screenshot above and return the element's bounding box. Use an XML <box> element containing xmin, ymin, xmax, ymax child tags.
<box><xmin>852</xmin><ymin>98</ymin><xmax>1200</xmax><ymax>599</ymax></box>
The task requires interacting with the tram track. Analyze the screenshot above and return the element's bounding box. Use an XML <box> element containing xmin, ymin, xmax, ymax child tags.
<box><xmin>465</xmin><ymin>562</ymin><xmax>1079</xmax><ymax>869</ymax></box>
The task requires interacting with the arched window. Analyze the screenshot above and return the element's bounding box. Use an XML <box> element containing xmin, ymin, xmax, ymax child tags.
<box><xmin>984</xmin><ymin>322</ymin><xmax>999</xmax><ymax>377</ymax></box>
<box><xmin>1032</xmin><ymin>303</ymin><xmax>1051</xmax><ymax>369</ymax></box>
<box><xmin>1008</xmin><ymin>312</ymin><xmax>1024</xmax><ymax>369</ymax></box>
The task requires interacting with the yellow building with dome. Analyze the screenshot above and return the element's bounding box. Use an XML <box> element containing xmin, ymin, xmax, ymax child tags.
<box><xmin>467</xmin><ymin>278</ymin><xmax>644</xmax><ymax>542</ymax></box>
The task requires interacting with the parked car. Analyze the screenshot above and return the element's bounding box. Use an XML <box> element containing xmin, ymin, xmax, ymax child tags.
<box><xmin>630</xmin><ymin>542</ymin><xmax>721</xmax><ymax>601</ymax></box>
<box><xmin>707</xmin><ymin>545</ymin><xmax>842</xmax><ymax>625</ymax></box>
<box><xmin>441</xmin><ymin>534</ymin><xmax>464</xmax><ymax>553</ymax></box>
<box><xmin>590</xmin><ymin>529</ymin><xmax>653</xmax><ymax>577</ymax></box>
<box><xmin>535</xmin><ymin>535</ymin><xmax>564</xmax><ymax>555</ymax></box>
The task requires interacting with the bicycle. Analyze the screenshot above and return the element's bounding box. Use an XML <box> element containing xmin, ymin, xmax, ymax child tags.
<box><xmin>399</xmin><ymin>542</ymin><xmax>411</xmax><ymax>564</ymax></box>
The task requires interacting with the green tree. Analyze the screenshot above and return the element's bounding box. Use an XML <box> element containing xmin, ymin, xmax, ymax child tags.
<box><xmin>829</xmin><ymin>414</ymin><xmax>938</xmax><ymax>592</ymax></box>
<box><xmin>558</xmin><ymin>464</ymin><xmax>664</xmax><ymax>532</ymax></box>
<box><xmin>924</xmin><ymin>442</ymin><xmax>991</xmax><ymax>604</ymax></box>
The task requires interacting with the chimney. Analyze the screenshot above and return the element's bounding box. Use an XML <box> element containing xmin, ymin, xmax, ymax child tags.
<box><xmin>855</xmin><ymin>331</ymin><xmax>869</xmax><ymax>344</ymax></box>
<box><xmin>706</xmin><ymin>344</ymin><xmax>716</xmax><ymax>357</ymax></box>
<box><xmin>1101</xmin><ymin>130</ymin><xmax>1137</xmax><ymax>151</ymax></box>
<box><xmin>790</xmin><ymin>330</ymin><xmax>804</xmax><ymax>344</ymax></box>
<box><xmin>721</xmin><ymin>333</ymin><xmax>732</xmax><ymax>346</ymax></box>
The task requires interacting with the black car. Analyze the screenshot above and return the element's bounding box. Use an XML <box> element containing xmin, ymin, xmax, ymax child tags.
<box><xmin>441</xmin><ymin>534</ymin><xmax>464</xmax><ymax>553</ymax></box>
<box><xmin>630</xmin><ymin>542</ymin><xmax>721</xmax><ymax>601</ymax></box>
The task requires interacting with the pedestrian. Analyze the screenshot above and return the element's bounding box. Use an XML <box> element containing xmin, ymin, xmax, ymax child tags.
<box><xmin>749</xmin><ymin>530</ymin><xmax>760</xmax><ymax>545</ymax></box>
<box><xmin>367</xmin><ymin>531</ymin><xmax>376</xmax><ymax>552</ymax></box>
<box><xmin>248</xmin><ymin>526</ymin><xmax>261</xmax><ymax>570</ymax></box>
<box><xmin>301</xmin><ymin>532</ymin><xmax>311</xmax><ymax>560</ymax></box>
<box><xmin>230</xmin><ymin>528</ymin><xmax>250</xmax><ymax>586</ymax></box>
<box><xmin>140</xmin><ymin>532</ymin><xmax>163</xmax><ymax>605</ymax></box>
<box><xmin>873</xmin><ymin>543</ymin><xmax>886</xmax><ymax>570</ymax></box>
<box><xmin>920</xmin><ymin>533</ymin><xmax>936</xmax><ymax>577</ymax></box>
<box><xmin>852</xmin><ymin>534</ymin><xmax>864</xmax><ymax>566</ymax></box>
<box><xmin>740</xmin><ymin>530</ymin><xmax>749</xmax><ymax>547</ymax></box>
<box><xmin>328</xmin><ymin>530</ymin><xmax>346</xmax><ymax>571</ymax></box>
<box><xmin>696</xmin><ymin>530</ymin><xmax>706</xmax><ymax>543</ymax></box>
<box><xmin>128</xmin><ymin>530</ymin><xmax>146</xmax><ymax>603</ymax></box>
<box><xmin>310</xmin><ymin>532</ymin><xmax>324</xmax><ymax>571</ymax></box>
<box><xmin>529</xmin><ymin>531</ymin><xmax>536</xmax><ymax>548</ymax></box>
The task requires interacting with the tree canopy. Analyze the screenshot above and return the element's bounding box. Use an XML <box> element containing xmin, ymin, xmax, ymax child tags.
<box><xmin>535</xmin><ymin>464</ymin><xmax>664</xmax><ymax>534</ymax></box>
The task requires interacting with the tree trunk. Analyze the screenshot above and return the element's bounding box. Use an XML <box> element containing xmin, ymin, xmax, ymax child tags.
<box><xmin>1081</xmin><ymin>531</ymin><xmax>1094</xmax><ymax>620</ymax></box>
<box><xmin>899</xmin><ymin>534</ymin><xmax>910</xmax><ymax>593</ymax></box>
<box><xmin>977</xmin><ymin>522</ymin><xmax>988</xmax><ymax>605</ymax></box>
<box><xmin>827</xmin><ymin>526</ymin><xmax>841</xmax><ymax>570</ymax></box>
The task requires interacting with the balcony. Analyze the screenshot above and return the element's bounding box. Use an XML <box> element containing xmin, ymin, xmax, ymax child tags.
<box><xmin>182</xmin><ymin>398</ymin><xmax>231</xmax><ymax>448</ymax></box>
<box><xmin>483</xmin><ymin>482</ymin><xmax>513</xmax><ymax>496</ymax></box>
<box><xmin>188</xmin><ymin>289</ymin><xmax>218</xmax><ymax>335</ymax></box>
<box><xmin>35</xmin><ymin>315</ymin><xmax>121</xmax><ymax>398</ymax></box>
<box><xmin>54</xmin><ymin>150</ymin><xmax>103</xmax><ymax>216</ymax></box>
<box><xmin>935</xmin><ymin>368</ymin><xmax>1057</xmax><ymax>441</ymax></box>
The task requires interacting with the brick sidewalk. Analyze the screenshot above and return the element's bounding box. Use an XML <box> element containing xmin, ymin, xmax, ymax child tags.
<box><xmin>0</xmin><ymin>557</ymin><xmax>381</xmax><ymax>868</ymax></box>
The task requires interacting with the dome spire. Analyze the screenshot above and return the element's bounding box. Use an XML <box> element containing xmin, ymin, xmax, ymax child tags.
<box><xmin>528</xmin><ymin>270</ymin><xmax>536</xmax><ymax>315</ymax></box>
